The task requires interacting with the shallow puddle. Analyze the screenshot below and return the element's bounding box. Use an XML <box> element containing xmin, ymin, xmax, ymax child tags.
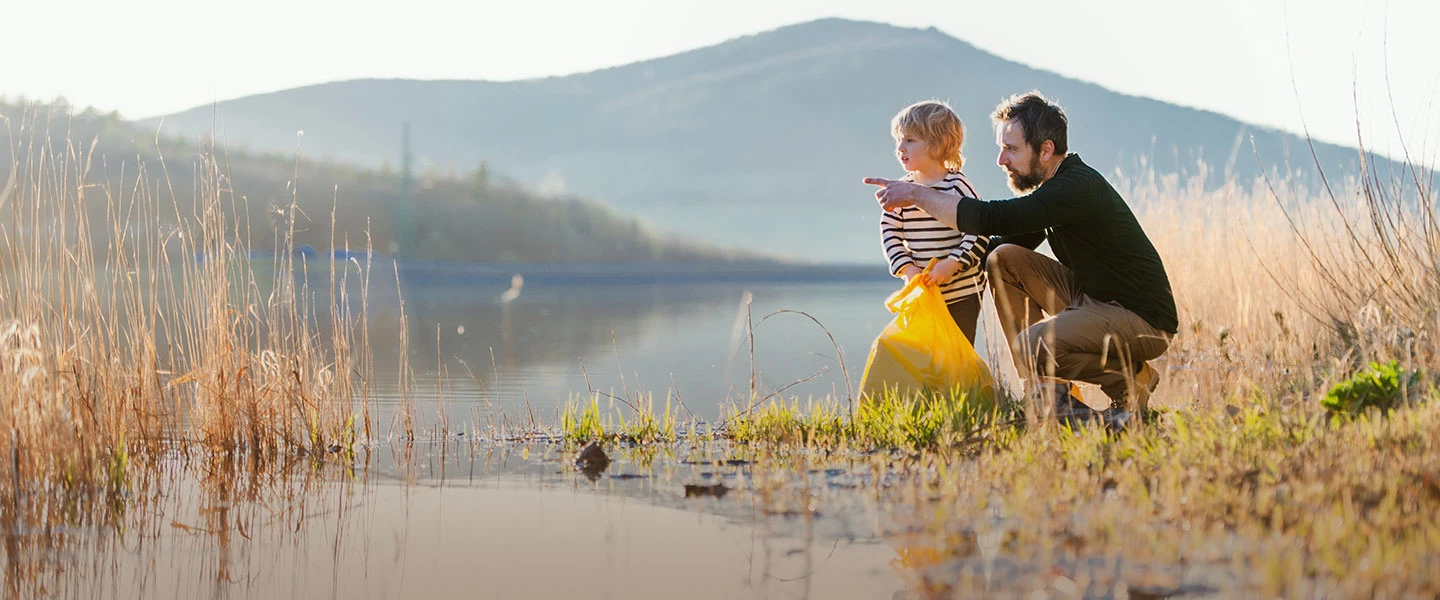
<box><xmin>30</xmin><ymin>447</ymin><xmax>904</xmax><ymax>600</ymax></box>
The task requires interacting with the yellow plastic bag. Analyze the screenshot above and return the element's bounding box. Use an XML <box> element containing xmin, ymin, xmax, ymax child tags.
<box><xmin>858</xmin><ymin>262</ymin><xmax>994</xmax><ymax>400</ymax></box>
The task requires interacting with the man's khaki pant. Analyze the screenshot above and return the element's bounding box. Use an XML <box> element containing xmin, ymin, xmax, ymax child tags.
<box><xmin>986</xmin><ymin>244</ymin><xmax>1170</xmax><ymax>409</ymax></box>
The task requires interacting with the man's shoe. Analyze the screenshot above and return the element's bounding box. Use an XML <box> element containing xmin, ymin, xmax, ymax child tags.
<box><xmin>1097</xmin><ymin>408</ymin><xmax>1134</xmax><ymax>433</ymax></box>
<box><xmin>1053</xmin><ymin>384</ymin><xmax>1102</xmax><ymax>430</ymax></box>
<box><xmin>1054</xmin><ymin>383</ymin><xmax>1090</xmax><ymax>416</ymax></box>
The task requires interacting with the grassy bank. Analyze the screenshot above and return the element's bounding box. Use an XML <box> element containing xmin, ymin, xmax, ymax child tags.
<box><xmin>551</xmin><ymin>379</ymin><xmax>1440</xmax><ymax>597</ymax></box>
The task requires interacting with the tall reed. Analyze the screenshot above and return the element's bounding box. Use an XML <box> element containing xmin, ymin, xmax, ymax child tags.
<box><xmin>0</xmin><ymin>108</ymin><xmax>376</xmax><ymax>587</ymax></box>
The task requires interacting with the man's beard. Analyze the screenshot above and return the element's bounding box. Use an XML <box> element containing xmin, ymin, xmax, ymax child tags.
<box><xmin>1006</xmin><ymin>154</ymin><xmax>1046</xmax><ymax>193</ymax></box>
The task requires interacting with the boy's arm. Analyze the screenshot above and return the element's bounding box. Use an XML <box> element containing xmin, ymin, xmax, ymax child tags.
<box><xmin>948</xmin><ymin>233</ymin><xmax>990</xmax><ymax>271</ymax></box>
<box><xmin>880</xmin><ymin>209</ymin><xmax>915</xmax><ymax>276</ymax></box>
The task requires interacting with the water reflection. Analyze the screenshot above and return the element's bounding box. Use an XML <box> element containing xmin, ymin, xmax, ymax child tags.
<box><xmin>349</xmin><ymin>264</ymin><xmax>903</xmax><ymax>427</ymax></box>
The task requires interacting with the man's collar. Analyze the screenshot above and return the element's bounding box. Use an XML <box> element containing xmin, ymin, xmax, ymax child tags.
<box><xmin>1058</xmin><ymin>153</ymin><xmax>1081</xmax><ymax>173</ymax></box>
<box><xmin>1036</xmin><ymin>154</ymin><xmax>1080</xmax><ymax>190</ymax></box>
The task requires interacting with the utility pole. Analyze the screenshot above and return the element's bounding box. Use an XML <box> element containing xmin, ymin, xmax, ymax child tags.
<box><xmin>401</xmin><ymin>122</ymin><xmax>413</xmax><ymax>198</ymax></box>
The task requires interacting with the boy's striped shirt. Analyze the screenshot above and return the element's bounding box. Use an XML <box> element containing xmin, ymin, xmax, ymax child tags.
<box><xmin>879</xmin><ymin>171</ymin><xmax>989</xmax><ymax>302</ymax></box>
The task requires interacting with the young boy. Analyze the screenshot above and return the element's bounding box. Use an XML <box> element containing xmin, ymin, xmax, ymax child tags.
<box><xmin>878</xmin><ymin>100</ymin><xmax>989</xmax><ymax>343</ymax></box>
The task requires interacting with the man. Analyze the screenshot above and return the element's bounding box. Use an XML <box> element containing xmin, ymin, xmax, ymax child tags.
<box><xmin>864</xmin><ymin>91</ymin><xmax>1177</xmax><ymax>418</ymax></box>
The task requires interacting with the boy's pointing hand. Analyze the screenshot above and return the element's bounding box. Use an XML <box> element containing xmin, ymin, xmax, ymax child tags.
<box><xmin>864</xmin><ymin>177</ymin><xmax>922</xmax><ymax>213</ymax></box>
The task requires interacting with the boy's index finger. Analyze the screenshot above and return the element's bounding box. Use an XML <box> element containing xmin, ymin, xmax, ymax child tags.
<box><xmin>862</xmin><ymin>177</ymin><xmax>894</xmax><ymax>187</ymax></box>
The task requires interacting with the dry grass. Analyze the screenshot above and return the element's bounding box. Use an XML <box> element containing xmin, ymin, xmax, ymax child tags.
<box><xmin>0</xmin><ymin>110</ymin><xmax>385</xmax><ymax>596</ymax></box>
<box><xmin>1116</xmin><ymin>161</ymin><xmax>1437</xmax><ymax>409</ymax></box>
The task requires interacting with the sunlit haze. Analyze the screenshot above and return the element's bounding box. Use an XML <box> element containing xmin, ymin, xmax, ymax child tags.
<box><xmin>6</xmin><ymin>0</ymin><xmax>1439</xmax><ymax>161</ymax></box>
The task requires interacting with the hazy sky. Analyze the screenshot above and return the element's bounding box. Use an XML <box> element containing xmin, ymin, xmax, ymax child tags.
<box><xmin>6</xmin><ymin>0</ymin><xmax>1438</xmax><ymax>161</ymax></box>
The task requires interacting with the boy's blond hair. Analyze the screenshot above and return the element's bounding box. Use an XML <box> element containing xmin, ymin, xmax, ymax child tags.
<box><xmin>891</xmin><ymin>100</ymin><xmax>966</xmax><ymax>171</ymax></box>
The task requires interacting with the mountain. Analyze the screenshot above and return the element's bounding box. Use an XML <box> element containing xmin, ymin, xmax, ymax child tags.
<box><xmin>148</xmin><ymin>18</ymin><xmax>1374</xmax><ymax>263</ymax></box>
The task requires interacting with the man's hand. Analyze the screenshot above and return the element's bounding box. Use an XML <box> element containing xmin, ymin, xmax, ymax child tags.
<box><xmin>896</xmin><ymin>264</ymin><xmax>922</xmax><ymax>283</ymax></box>
<box><xmin>922</xmin><ymin>257</ymin><xmax>963</xmax><ymax>286</ymax></box>
<box><xmin>863</xmin><ymin>177</ymin><xmax>926</xmax><ymax>213</ymax></box>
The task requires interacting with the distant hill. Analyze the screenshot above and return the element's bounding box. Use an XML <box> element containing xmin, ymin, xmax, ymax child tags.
<box><xmin>149</xmin><ymin>18</ymin><xmax>1377</xmax><ymax>263</ymax></box>
<box><xmin>1</xmin><ymin>101</ymin><xmax>760</xmax><ymax>265</ymax></box>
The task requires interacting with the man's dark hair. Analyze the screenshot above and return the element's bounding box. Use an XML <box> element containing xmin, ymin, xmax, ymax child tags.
<box><xmin>991</xmin><ymin>91</ymin><xmax>1068</xmax><ymax>156</ymax></box>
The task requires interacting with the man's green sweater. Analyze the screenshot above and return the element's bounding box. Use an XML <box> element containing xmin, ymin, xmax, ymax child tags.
<box><xmin>953</xmin><ymin>154</ymin><xmax>1178</xmax><ymax>334</ymax></box>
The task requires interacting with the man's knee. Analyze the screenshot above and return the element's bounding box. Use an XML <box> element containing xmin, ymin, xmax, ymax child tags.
<box><xmin>985</xmin><ymin>245</ymin><xmax>1033</xmax><ymax>294</ymax></box>
<box><xmin>1020</xmin><ymin>321</ymin><xmax>1099</xmax><ymax>379</ymax></box>
<box><xmin>985</xmin><ymin>244</ymin><xmax>1030</xmax><ymax>274</ymax></box>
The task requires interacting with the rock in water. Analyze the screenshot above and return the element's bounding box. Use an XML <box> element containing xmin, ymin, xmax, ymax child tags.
<box><xmin>576</xmin><ymin>442</ymin><xmax>610</xmax><ymax>480</ymax></box>
<box><xmin>683</xmin><ymin>483</ymin><xmax>730</xmax><ymax>498</ymax></box>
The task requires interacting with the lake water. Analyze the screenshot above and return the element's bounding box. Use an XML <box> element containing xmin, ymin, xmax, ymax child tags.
<box><xmin>351</xmin><ymin>262</ymin><xmax>999</xmax><ymax>432</ymax></box>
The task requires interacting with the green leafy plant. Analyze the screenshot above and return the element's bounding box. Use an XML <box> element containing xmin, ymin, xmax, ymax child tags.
<box><xmin>1322</xmin><ymin>361</ymin><xmax>1421</xmax><ymax>416</ymax></box>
